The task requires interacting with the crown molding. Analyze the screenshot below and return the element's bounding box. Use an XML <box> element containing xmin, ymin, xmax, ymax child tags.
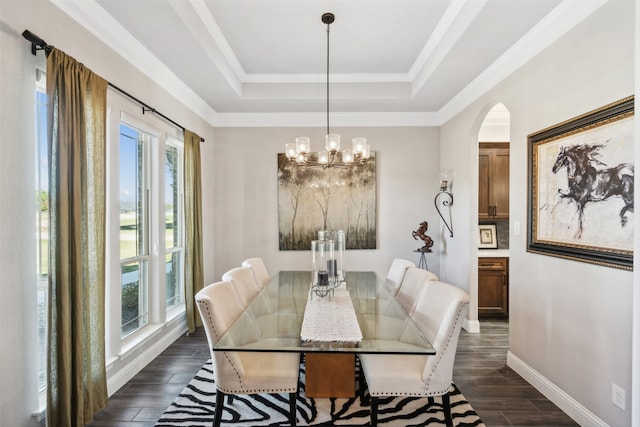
<box><xmin>438</xmin><ymin>0</ymin><xmax>609</xmax><ymax>124</ymax></box>
<box><xmin>172</xmin><ymin>0</ymin><xmax>244</xmax><ymax>95</ymax></box>
<box><xmin>50</xmin><ymin>0</ymin><xmax>219</xmax><ymax>126</ymax></box>
<box><xmin>410</xmin><ymin>0</ymin><xmax>487</xmax><ymax>96</ymax></box>
<box><xmin>49</xmin><ymin>0</ymin><xmax>608</xmax><ymax>129</ymax></box>
<box><xmin>214</xmin><ymin>112</ymin><xmax>441</xmax><ymax>128</ymax></box>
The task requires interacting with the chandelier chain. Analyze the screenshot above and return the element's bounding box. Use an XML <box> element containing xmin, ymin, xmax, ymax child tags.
<box><xmin>284</xmin><ymin>12</ymin><xmax>370</xmax><ymax>169</ymax></box>
<box><xmin>326</xmin><ymin>21</ymin><xmax>330</xmax><ymax>136</ymax></box>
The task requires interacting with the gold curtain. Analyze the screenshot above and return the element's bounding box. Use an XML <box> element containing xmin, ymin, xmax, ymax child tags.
<box><xmin>46</xmin><ymin>48</ymin><xmax>108</xmax><ymax>426</ymax></box>
<box><xmin>184</xmin><ymin>130</ymin><xmax>204</xmax><ymax>333</ymax></box>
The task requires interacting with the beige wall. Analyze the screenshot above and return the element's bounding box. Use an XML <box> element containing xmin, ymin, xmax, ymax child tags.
<box><xmin>0</xmin><ymin>3</ymin><xmax>42</xmax><ymax>425</ymax></box>
<box><xmin>204</xmin><ymin>126</ymin><xmax>441</xmax><ymax>283</ymax></box>
<box><xmin>634</xmin><ymin>1</ymin><xmax>640</xmax><ymax>423</ymax></box>
<box><xmin>0</xmin><ymin>1</ymin><xmax>215</xmax><ymax>425</ymax></box>
<box><xmin>1</xmin><ymin>0</ymin><xmax>637</xmax><ymax>426</ymax></box>
<box><xmin>440</xmin><ymin>1</ymin><xmax>635</xmax><ymax>425</ymax></box>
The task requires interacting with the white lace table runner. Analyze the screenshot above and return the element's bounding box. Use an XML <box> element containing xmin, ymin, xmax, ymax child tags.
<box><xmin>300</xmin><ymin>285</ymin><xmax>363</xmax><ymax>343</ymax></box>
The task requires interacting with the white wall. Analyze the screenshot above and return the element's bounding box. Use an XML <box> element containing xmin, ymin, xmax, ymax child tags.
<box><xmin>205</xmin><ymin>126</ymin><xmax>441</xmax><ymax>283</ymax></box>
<box><xmin>477</xmin><ymin>103</ymin><xmax>510</xmax><ymax>142</ymax></box>
<box><xmin>0</xmin><ymin>4</ymin><xmax>43</xmax><ymax>426</ymax></box>
<box><xmin>633</xmin><ymin>2</ymin><xmax>640</xmax><ymax>425</ymax></box>
<box><xmin>477</xmin><ymin>124</ymin><xmax>509</xmax><ymax>142</ymax></box>
<box><xmin>0</xmin><ymin>1</ymin><xmax>215</xmax><ymax>426</ymax></box>
<box><xmin>440</xmin><ymin>1</ymin><xmax>635</xmax><ymax>426</ymax></box>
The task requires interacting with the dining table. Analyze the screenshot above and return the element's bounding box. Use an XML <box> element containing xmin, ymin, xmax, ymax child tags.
<box><xmin>214</xmin><ymin>270</ymin><xmax>435</xmax><ymax>397</ymax></box>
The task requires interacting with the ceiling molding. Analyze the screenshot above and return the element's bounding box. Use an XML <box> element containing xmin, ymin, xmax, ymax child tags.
<box><xmin>410</xmin><ymin>0</ymin><xmax>487</xmax><ymax>96</ymax></box>
<box><xmin>50</xmin><ymin>0</ymin><xmax>219</xmax><ymax>126</ymax></box>
<box><xmin>243</xmin><ymin>73</ymin><xmax>412</xmax><ymax>84</ymax></box>
<box><xmin>183</xmin><ymin>0</ymin><xmax>245</xmax><ymax>94</ymax></box>
<box><xmin>214</xmin><ymin>112</ymin><xmax>440</xmax><ymax>128</ymax></box>
<box><xmin>438</xmin><ymin>0</ymin><xmax>609</xmax><ymax>124</ymax></box>
<box><xmin>49</xmin><ymin>0</ymin><xmax>608</xmax><ymax>129</ymax></box>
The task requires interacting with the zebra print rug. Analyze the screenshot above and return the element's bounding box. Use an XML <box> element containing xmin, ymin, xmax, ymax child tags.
<box><xmin>156</xmin><ymin>359</ymin><xmax>484</xmax><ymax>426</ymax></box>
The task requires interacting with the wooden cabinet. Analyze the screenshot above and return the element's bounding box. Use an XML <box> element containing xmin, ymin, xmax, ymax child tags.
<box><xmin>479</xmin><ymin>142</ymin><xmax>509</xmax><ymax>219</ymax></box>
<box><xmin>478</xmin><ymin>257</ymin><xmax>508</xmax><ymax>318</ymax></box>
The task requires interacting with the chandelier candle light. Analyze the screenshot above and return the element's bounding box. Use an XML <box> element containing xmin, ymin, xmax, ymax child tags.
<box><xmin>285</xmin><ymin>13</ymin><xmax>372</xmax><ymax>169</ymax></box>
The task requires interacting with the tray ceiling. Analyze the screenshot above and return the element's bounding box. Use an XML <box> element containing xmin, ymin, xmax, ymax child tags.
<box><xmin>51</xmin><ymin>0</ymin><xmax>606</xmax><ymax>126</ymax></box>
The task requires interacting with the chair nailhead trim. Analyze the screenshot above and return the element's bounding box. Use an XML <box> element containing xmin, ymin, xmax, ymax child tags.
<box><xmin>218</xmin><ymin>387</ymin><xmax>298</xmax><ymax>394</ymax></box>
<box><xmin>423</xmin><ymin>301</ymin><xmax>468</xmax><ymax>392</ymax></box>
<box><xmin>198</xmin><ymin>299</ymin><xmax>299</xmax><ymax>396</ymax></box>
<box><xmin>197</xmin><ymin>300</ymin><xmax>244</xmax><ymax>385</ymax></box>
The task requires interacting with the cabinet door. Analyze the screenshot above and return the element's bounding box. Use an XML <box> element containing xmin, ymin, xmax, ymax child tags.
<box><xmin>478</xmin><ymin>152</ymin><xmax>491</xmax><ymax>219</ymax></box>
<box><xmin>492</xmin><ymin>148</ymin><xmax>509</xmax><ymax>219</ymax></box>
<box><xmin>478</xmin><ymin>273</ymin><xmax>507</xmax><ymax>316</ymax></box>
<box><xmin>478</xmin><ymin>143</ymin><xmax>509</xmax><ymax>219</ymax></box>
<box><xmin>478</xmin><ymin>257</ymin><xmax>508</xmax><ymax>317</ymax></box>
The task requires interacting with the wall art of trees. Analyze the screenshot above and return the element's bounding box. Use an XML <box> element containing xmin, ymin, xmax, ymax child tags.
<box><xmin>278</xmin><ymin>153</ymin><xmax>377</xmax><ymax>250</ymax></box>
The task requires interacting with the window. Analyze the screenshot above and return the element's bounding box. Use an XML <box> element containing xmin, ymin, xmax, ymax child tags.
<box><xmin>119</xmin><ymin>123</ymin><xmax>151</xmax><ymax>337</ymax></box>
<box><xmin>107</xmin><ymin>90</ymin><xmax>186</xmax><ymax>354</ymax></box>
<box><xmin>164</xmin><ymin>143</ymin><xmax>184</xmax><ymax>311</ymax></box>
<box><xmin>35</xmin><ymin>84</ymin><xmax>48</xmax><ymax>392</ymax></box>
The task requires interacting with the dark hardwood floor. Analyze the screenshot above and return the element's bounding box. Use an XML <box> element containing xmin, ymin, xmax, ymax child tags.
<box><xmin>87</xmin><ymin>328</ymin><xmax>211</xmax><ymax>427</ymax></box>
<box><xmin>87</xmin><ymin>319</ymin><xmax>578</xmax><ymax>426</ymax></box>
<box><xmin>453</xmin><ymin>319</ymin><xmax>577</xmax><ymax>426</ymax></box>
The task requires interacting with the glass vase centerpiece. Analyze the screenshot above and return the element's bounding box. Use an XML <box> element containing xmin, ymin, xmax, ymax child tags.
<box><xmin>318</xmin><ymin>230</ymin><xmax>346</xmax><ymax>281</ymax></box>
<box><xmin>311</xmin><ymin>230</ymin><xmax>346</xmax><ymax>298</ymax></box>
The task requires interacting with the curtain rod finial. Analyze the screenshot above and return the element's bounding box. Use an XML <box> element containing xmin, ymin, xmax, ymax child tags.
<box><xmin>22</xmin><ymin>29</ymin><xmax>52</xmax><ymax>55</ymax></box>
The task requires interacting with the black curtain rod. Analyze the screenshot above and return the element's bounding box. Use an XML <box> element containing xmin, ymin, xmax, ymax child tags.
<box><xmin>107</xmin><ymin>83</ymin><xmax>205</xmax><ymax>143</ymax></box>
<box><xmin>22</xmin><ymin>29</ymin><xmax>205</xmax><ymax>143</ymax></box>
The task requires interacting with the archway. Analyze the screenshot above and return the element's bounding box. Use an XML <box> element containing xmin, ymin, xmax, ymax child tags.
<box><xmin>475</xmin><ymin>103</ymin><xmax>510</xmax><ymax>327</ymax></box>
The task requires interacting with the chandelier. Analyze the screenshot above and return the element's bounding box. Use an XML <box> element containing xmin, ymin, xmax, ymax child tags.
<box><xmin>285</xmin><ymin>13</ymin><xmax>371</xmax><ymax>169</ymax></box>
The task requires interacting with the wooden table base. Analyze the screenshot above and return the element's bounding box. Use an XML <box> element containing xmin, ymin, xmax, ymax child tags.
<box><xmin>304</xmin><ymin>353</ymin><xmax>355</xmax><ymax>398</ymax></box>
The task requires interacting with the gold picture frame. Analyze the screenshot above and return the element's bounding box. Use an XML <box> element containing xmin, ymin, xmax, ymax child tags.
<box><xmin>527</xmin><ymin>96</ymin><xmax>634</xmax><ymax>270</ymax></box>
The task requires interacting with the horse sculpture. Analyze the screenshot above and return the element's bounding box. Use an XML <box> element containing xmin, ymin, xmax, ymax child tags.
<box><xmin>412</xmin><ymin>221</ymin><xmax>434</xmax><ymax>253</ymax></box>
<box><xmin>551</xmin><ymin>143</ymin><xmax>634</xmax><ymax>238</ymax></box>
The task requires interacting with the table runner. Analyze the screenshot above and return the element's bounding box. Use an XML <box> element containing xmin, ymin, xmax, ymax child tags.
<box><xmin>300</xmin><ymin>284</ymin><xmax>363</xmax><ymax>343</ymax></box>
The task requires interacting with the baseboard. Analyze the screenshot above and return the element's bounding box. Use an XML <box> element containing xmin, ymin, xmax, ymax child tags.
<box><xmin>463</xmin><ymin>318</ymin><xmax>480</xmax><ymax>333</ymax></box>
<box><xmin>107</xmin><ymin>318</ymin><xmax>188</xmax><ymax>395</ymax></box>
<box><xmin>506</xmin><ymin>351</ymin><xmax>607</xmax><ymax>427</ymax></box>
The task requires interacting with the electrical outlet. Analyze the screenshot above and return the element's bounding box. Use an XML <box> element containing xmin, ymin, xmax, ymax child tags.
<box><xmin>612</xmin><ymin>383</ymin><xmax>625</xmax><ymax>410</ymax></box>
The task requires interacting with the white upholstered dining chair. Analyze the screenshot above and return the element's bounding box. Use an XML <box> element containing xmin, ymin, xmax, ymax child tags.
<box><xmin>242</xmin><ymin>257</ymin><xmax>271</xmax><ymax>288</ymax></box>
<box><xmin>359</xmin><ymin>280</ymin><xmax>469</xmax><ymax>426</ymax></box>
<box><xmin>195</xmin><ymin>281</ymin><xmax>300</xmax><ymax>427</ymax></box>
<box><xmin>394</xmin><ymin>266</ymin><xmax>438</xmax><ymax>315</ymax></box>
<box><xmin>385</xmin><ymin>258</ymin><xmax>416</xmax><ymax>295</ymax></box>
<box><xmin>222</xmin><ymin>266</ymin><xmax>262</xmax><ymax>306</ymax></box>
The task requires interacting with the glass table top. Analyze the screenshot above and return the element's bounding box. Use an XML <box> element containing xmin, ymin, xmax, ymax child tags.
<box><xmin>214</xmin><ymin>271</ymin><xmax>435</xmax><ymax>355</ymax></box>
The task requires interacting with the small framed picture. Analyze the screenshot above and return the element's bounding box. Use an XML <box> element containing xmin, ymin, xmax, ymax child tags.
<box><xmin>478</xmin><ymin>224</ymin><xmax>498</xmax><ymax>249</ymax></box>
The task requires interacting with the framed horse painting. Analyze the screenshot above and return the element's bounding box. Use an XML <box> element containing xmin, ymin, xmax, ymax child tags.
<box><xmin>527</xmin><ymin>95</ymin><xmax>634</xmax><ymax>270</ymax></box>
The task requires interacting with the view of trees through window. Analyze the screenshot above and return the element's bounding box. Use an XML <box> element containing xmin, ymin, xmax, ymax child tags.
<box><xmin>118</xmin><ymin>122</ymin><xmax>185</xmax><ymax>337</ymax></box>
<box><xmin>35</xmin><ymin>89</ymin><xmax>48</xmax><ymax>391</ymax></box>
<box><xmin>164</xmin><ymin>145</ymin><xmax>184</xmax><ymax>310</ymax></box>
<box><xmin>119</xmin><ymin>123</ymin><xmax>150</xmax><ymax>337</ymax></box>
